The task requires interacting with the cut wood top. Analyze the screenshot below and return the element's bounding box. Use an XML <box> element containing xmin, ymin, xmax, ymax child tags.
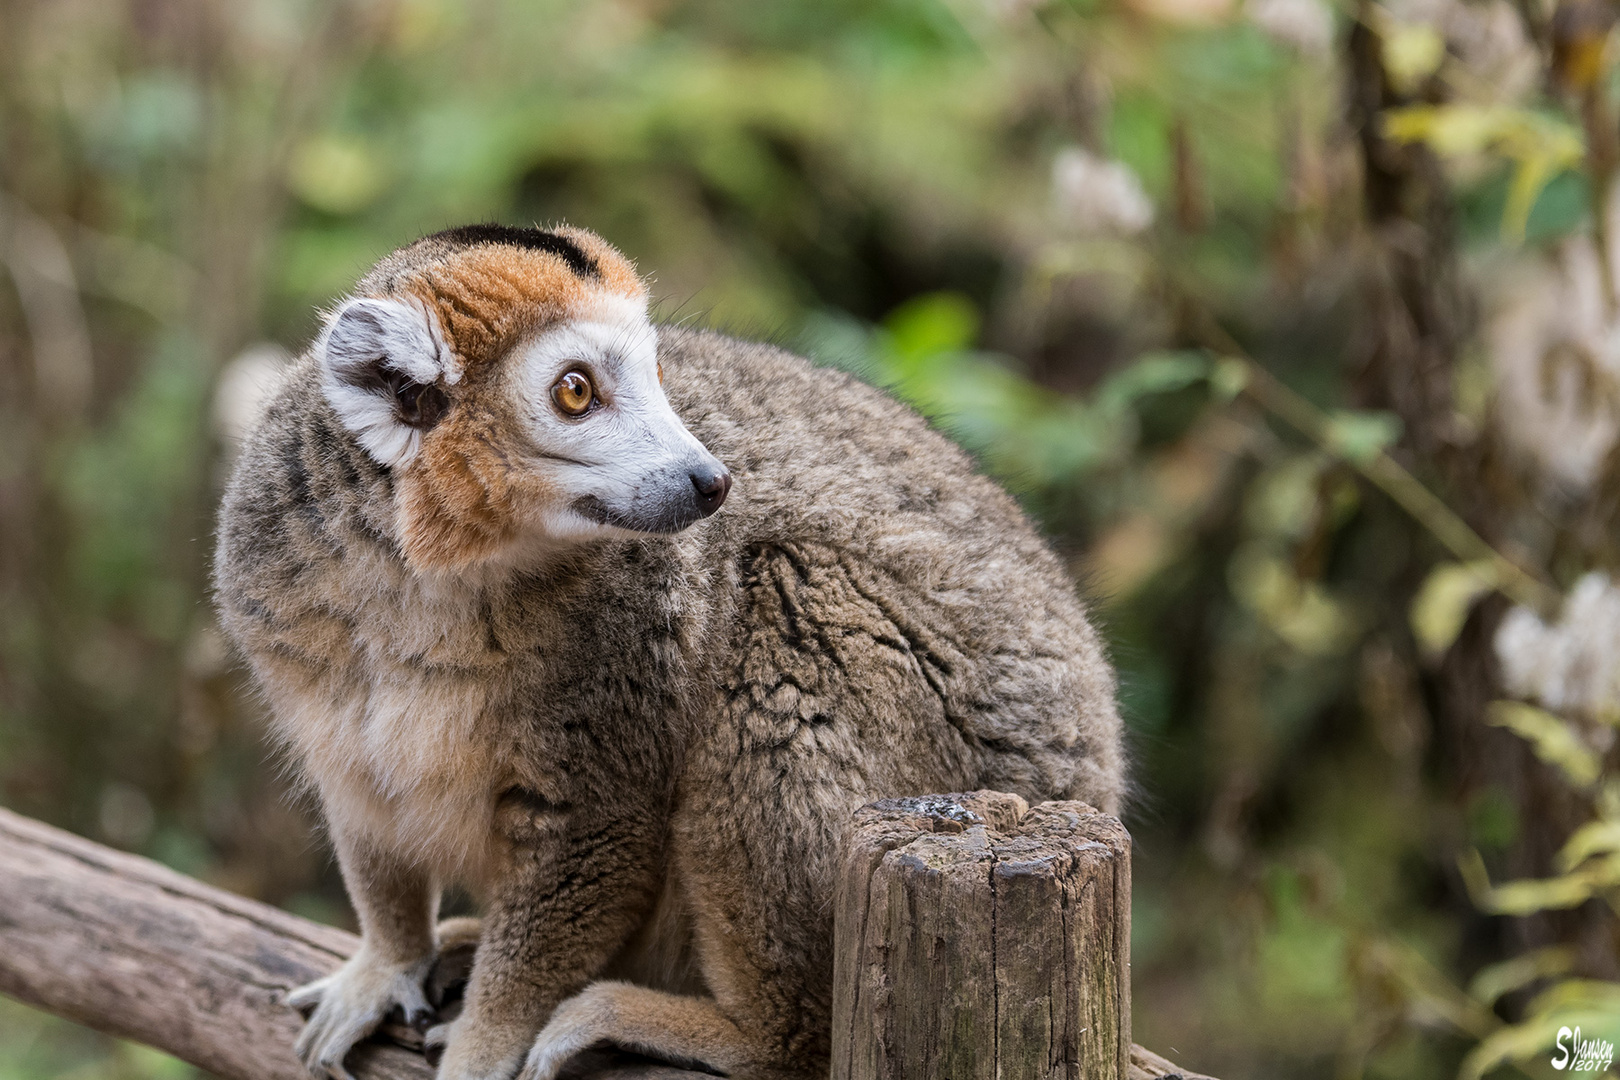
<box><xmin>833</xmin><ymin>791</ymin><xmax>1133</xmax><ymax>1080</ymax></box>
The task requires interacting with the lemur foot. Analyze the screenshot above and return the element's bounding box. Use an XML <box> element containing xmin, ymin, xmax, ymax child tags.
<box><xmin>426</xmin><ymin>1014</ymin><xmax>531</xmax><ymax>1080</ymax></box>
<box><xmin>519</xmin><ymin>982</ymin><xmax>749</xmax><ymax>1080</ymax></box>
<box><xmin>519</xmin><ymin>991</ymin><xmax>615</xmax><ymax>1080</ymax></box>
<box><xmin>289</xmin><ymin>949</ymin><xmax>435</xmax><ymax>1080</ymax></box>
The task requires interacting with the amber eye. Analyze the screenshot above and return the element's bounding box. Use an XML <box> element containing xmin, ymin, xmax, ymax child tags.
<box><xmin>552</xmin><ymin>370</ymin><xmax>596</xmax><ymax>417</ymax></box>
<box><xmin>657</xmin><ymin>361</ymin><xmax>664</xmax><ymax>386</ymax></box>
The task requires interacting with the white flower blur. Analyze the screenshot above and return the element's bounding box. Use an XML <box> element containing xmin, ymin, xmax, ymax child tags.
<box><xmin>214</xmin><ymin>342</ymin><xmax>292</xmax><ymax>449</ymax></box>
<box><xmin>1247</xmin><ymin>0</ymin><xmax>1333</xmax><ymax>54</ymax></box>
<box><xmin>1496</xmin><ymin>573</ymin><xmax>1620</xmax><ymax>719</ymax></box>
<box><xmin>1051</xmin><ymin>147</ymin><xmax>1155</xmax><ymax>236</ymax></box>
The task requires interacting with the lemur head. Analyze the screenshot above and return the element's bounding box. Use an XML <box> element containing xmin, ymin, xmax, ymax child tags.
<box><xmin>317</xmin><ymin>224</ymin><xmax>730</xmax><ymax>573</ymax></box>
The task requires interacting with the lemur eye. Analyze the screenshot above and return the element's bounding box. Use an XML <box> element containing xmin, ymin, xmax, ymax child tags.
<box><xmin>552</xmin><ymin>370</ymin><xmax>596</xmax><ymax>417</ymax></box>
<box><xmin>657</xmin><ymin>361</ymin><xmax>664</xmax><ymax>386</ymax></box>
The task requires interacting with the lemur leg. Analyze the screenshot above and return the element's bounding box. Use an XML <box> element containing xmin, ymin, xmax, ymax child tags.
<box><xmin>516</xmin><ymin>814</ymin><xmax>834</xmax><ymax>1080</ymax></box>
<box><xmin>290</xmin><ymin>829</ymin><xmax>438</xmax><ymax>1080</ymax></box>
<box><xmin>518</xmin><ymin>764</ymin><xmax>868</xmax><ymax>1080</ymax></box>
<box><xmin>431</xmin><ymin>794</ymin><xmax>665</xmax><ymax>1080</ymax></box>
<box><xmin>525</xmin><ymin>541</ymin><xmax>977</xmax><ymax>1080</ymax></box>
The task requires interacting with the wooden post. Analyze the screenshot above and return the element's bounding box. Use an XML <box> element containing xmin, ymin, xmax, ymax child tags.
<box><xmin>832</xmin><ymin>792</ymin><xmax>1132</xmax><ymax>1080</ymax></box>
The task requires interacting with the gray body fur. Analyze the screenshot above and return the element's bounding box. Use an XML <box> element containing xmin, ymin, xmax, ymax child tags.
<box><xmin>216</xmin><ymin>322</ymin><xmax>1123</xmax><ymax>1078</ymax></box>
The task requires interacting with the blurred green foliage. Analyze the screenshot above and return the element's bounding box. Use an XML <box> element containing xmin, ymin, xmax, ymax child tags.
<box><xmin>7</xmin><ymin>0</ymin><xmax>1620</xmax><ymax>1077</ymax></box>
<box><xmin>0</xmin><ymin>999</ymin><xmax>196</xmax><ymax>1080</ymax></box>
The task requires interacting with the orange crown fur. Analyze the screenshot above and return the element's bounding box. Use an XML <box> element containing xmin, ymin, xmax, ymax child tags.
<box><xmin>357</xmin><ymin>224</ymin><xmax>646</xmax><ymax>373</ymax></box>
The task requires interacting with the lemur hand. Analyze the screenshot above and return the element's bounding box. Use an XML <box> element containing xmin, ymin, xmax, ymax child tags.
<box><xmin>288</xmin><ymin>947</ymin><xmax>434</xmax><ymax>1080</ymax></box>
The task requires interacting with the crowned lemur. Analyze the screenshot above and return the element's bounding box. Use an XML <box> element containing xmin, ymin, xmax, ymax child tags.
<box><xmin>213</xmin><ymin>224</ymin><xmax>1125</xmax><ymax>1080</ymax></box>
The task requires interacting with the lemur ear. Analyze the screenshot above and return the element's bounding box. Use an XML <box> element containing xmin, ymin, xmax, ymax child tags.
<box><xmin>319</xmin><ymin>297</ymin><xmax>456</xmax><ymax>468</ymax></box>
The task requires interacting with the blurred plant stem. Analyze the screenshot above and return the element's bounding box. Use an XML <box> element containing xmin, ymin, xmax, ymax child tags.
<box><xmin>1193</xmin><ymin>313</ymin><xmax>1560</xmax><ymax>614</ymax></box>
<box><xmin>1555</xmin><ymin>0</ymin><xmax>1619</xmax><ymax>312</ymax></box>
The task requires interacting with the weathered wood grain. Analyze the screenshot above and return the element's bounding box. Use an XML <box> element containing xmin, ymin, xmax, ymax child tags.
<box><xmin>0</xmin><ymin>803</ymin><xmax>422</xmax><ymax>1079</ymax></box>
<box><xmin>0</xmin><ymin>806</ymin><xmax>702</xmax><ymax>1080</ymax></box>
<box><xmin>831</xmin><ymin>792</ymin><xmax>1133</xmax><ymax>1080</ymax></box>
<box><xmin>1128</xmin><ymin>1044</ymin><xmax>1219</xmax><ymax>1080</ymax></box>
<box><xmin>0</xmin><ymin>802</ymin><xmax>1213</xmax><ymax>1080</ymax></box>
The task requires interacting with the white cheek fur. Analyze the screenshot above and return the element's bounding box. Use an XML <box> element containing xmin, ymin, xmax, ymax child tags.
<box><xmin>511</xmin><ymin>317</ymin><xmax>706</xmax><ymax>489</ymax></box>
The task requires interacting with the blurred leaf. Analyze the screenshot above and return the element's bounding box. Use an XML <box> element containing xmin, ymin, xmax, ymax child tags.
<box><xmin>1385</xmin><ymin>105</ymin><xmax>1506</xmax><ymax>158</ymax></box>
<box><xmin>1353</xmin><ymin>934</ymin><xmax>1499</xmax><ymax>1039</ymax></box>
<box><xmin>1380</xmin><ymin>22</ymin><xmax>1446</xmax><ymax>94</ymax></box>
<box><xmin>1504</xmin><ymin>153</ymin><xmax>1566</xmax><ymax>246</ymax></box>
<box><xmin>1324</xmin><ymin>409</ymin><xmax>1401</xmax><ymax>466</ymax></box>
<box><xmin>1467</xmin><ymin>787</ymin><xmax>1521</xmax><ymax>850</ymax></box>
<box><xmin>1459</xmin><ymin>166</ymin><xmax>1590</xmax><ymax>245</ymax></box>
<box><xmin>1229</xmin><ymin>543</ymin><xmax>1358</xmax><ymax>655</ymax></box>
<box><xmin>1094</xmin><ymin>351</ymin><xmax>1211</xmax><ymax>415</ymax></box>
<box><xmin>883</xmin><ymin>292</ymin><xmax>980</xmax><ymax>375</ymax></box>
<box><xmin>287</xmin><ymin>134</ymin><xmax>389</xmax><ymax>215</ymax></box>
<box><xmin>807</xmin><ymin>301</ymin><xmax>1135</xmax><ymax>494</ymax></box>
<box><xmin>1410</xmin><ymin>561</ymin><xmax>1498</xmax><ymax>658</ymax></box>
<box><xmin>1460</xmin><ymin>1013</ymin><xmax>1574</xmax><ymax>1080</ymax></box>
<box><xmin>1468</xmin><ymin>946</ymin><xmax>1576</xmax><ymax>1007</ymax></box>
<box><xmin>1525</xmin><ymin>978</ymin><xmax>1620</xmax><ymax>1018</ymax></box>
<box><xmin>1461</xmin><ymin>979</ymin><xmax>1620</xmax><ymax>1080</ymax></box>
<box><xmin>1486</xmin><ymin>701</ymin><xmax>1603</xmax><ymax>788</ymax></box>
<box><xmin>1209</xmin><ymin>355</ymin><xmax>1250</xmax><ymax>401</ymax></box>
<box><xmin>1459</xmin><ymin>847</ymin><xmax>1616</xmax><ymax>915</ymax></box>
<box><xmin>1559</xmin><ymin>820</ymin><xmax>1620</xmax><ymax>872</ymax></box>
<box><xmin>1245</xmin><ymin>456</ymin><xmax>1323</xmax><ymax>539</ymax></box>
<box><xmin>1382</xmin><ymin>105</ymin><xmax>1584</xmax><ymax>242</ymax></box>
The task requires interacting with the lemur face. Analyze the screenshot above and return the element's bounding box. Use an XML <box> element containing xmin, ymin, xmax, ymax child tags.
<box><xmin>502</xmin><ymin>294</ymin><xmax>730</xmax><ymax>538</ymax></box>
<box><xmin>316</xmin><ymin>225</ymin><xmax>730</xmax><ymax>572</ymax></box>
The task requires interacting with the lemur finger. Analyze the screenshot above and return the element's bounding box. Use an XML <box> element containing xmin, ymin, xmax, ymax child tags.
<box><xmin>525</xmin><ymin>983</ymin><xmax>653</xmax><ymax>1080</ymax></box>
<box><xmin>309</xmin><ymin>1013</ymin><xmax>375</xmax><ymax>1080</ymax></box>
<box><xmin>293</xmin><ymin>1007</ymin><xmax>328</xmax><ymax>1064</ymax></box>
<box><xmin>395</xmin><ymin>977</ymin><xmax>433</xmax><ymax>1026</ymax></box>
<box><xmin>286</xmin><ymin>975</ymin><xmax>333</xmax><ymax>1014</ymax></box>
<box><xmin>422</xmin><ymin>1021</ymin><xmax>451</xmax><ymax>1049</ymax></box>
<box><xmin>295</xmin><ymin>1003</ymin><xmax>361</xmax><ymax>1076</ymax></box>
<box><xmin>313</xmin><ymin>1042</ymin><xmax>359</xmax><ymax>1080</ymax></box>
<box><xmin>295</xmin><ymin>1023</ymin><xmax>341</xmax><ymax>1077</ymax></box>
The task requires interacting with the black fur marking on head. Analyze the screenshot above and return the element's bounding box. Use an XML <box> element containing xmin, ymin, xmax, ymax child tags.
<box><xmin>428</xmin><ymin>223</ymin><xmax>602</xmax><ymax>281</ymax></box>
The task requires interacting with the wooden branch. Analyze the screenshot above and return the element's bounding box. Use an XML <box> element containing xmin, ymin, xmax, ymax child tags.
<box><xmin>0</xmin><ymin>803</ymin><xmax>1213</xmax><ymax>1080</ymax></box>
<box><xmin>0</xmin><ymin>805</ymin><xmax>424</xmax><ymax>1080</ymax></box>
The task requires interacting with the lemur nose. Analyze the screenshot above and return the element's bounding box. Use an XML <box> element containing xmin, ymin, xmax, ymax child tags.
<box><xmin>691</xmin><ymin>466</ymin><xmax>732</xmax><ymax>516</ymax></box>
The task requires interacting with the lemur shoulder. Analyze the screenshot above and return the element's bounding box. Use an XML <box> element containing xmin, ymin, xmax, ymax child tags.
<box><xmin>213</xmin><ymin>224</ymin><xmax>1124</xmax><ymax>1080</ymax></box>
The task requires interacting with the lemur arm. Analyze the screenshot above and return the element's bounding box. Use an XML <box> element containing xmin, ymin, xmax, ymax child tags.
<box><xmin>337</xmin><ymin>828</ymin><xmax>440</xmax><ymax>965</ymax></box>
<box><xmin>290</xmin><ymin>827</ymin><xmax>439</xmax><ymax>1080</ymax></box>
<box><xmin>431</xmin><ymin>794</ymin><xmax>666</xmax><ymax>1080</ymax></box>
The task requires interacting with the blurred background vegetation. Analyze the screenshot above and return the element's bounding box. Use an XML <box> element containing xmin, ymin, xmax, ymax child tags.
<box><xmin>6</xmin><ymin>0</ymin><xmax>1620</xmax><ymax>1076</ymax></box>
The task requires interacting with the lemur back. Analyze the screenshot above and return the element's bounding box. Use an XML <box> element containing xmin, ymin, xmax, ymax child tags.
<box><xmin>214</xmin><ymin>225</ymin><xmax>1122</xmax><ymax>1080</ymax></box>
